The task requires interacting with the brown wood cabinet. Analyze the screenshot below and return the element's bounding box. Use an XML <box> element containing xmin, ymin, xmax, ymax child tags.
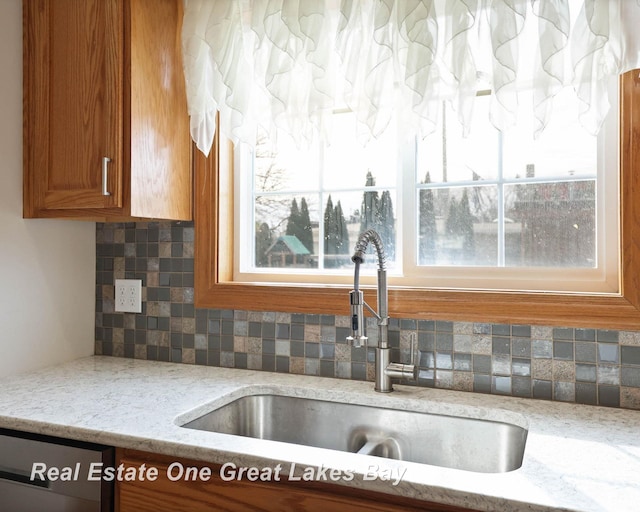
<box><xmin>115</xmin><ymin>448</ymin><xmax>476</xmax><ymax>512</ymax></box>
<box><xmin>23</xmin><ymin>0</ymin><xmax>192</xmax><ymax>221</ymax></box>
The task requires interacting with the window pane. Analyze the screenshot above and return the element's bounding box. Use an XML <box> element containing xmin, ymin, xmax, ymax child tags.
<box><xmin>253</xmin><ymin>132</ymin><xmax>320</xmax><ymax>193</ymax></box>
<box><xmin>505</xmin><ymin>181</ymin><xmax>596</xmax><ymax>267</ymax></box>
<box><xmin>254</xmin><ymin>194</ymin><xmax>319</xmax><ymax>269</ymax></box>
<box><xmin>353</xmin><ymin>187</ymin><xmax>398</xmax><ymax>270</ymax></box>
<box><xmin>321</xmin><ymin>192</ymin><xmax>357</xmax><ymax>269</ymax></box>
<box><xmin>247</xmin><ymin>114</ymin><xmax>399</xmax><ymax>273</ymax></box>
<box><xmin>502</xmin><ymin>88</ymin><xmax>597</xmax><ymax>180</ymax></box>
<box><xmin>324</xmin><ymin>112</ymin><xmax>398</xmax><ymax>190</ymax></box>
<box><xmin>418</xmin><ymin>96</ymin><xmax>500</xmax><ymax>184</ymax></box>
<box><xmin>418</xmin><ymin>186</ymin><xmax>498</xmax><ymax>266</ymax></box>
<box><xmin>415</xmin><ymin>84</ymin><xmax>602</xmax><ymax>272</ymax></box>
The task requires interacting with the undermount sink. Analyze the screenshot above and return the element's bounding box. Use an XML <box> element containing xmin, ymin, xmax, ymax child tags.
<box><xmin>181</xmin><ymin>394</ymin><xmax>528</xmax><ymax>473</ymax></box>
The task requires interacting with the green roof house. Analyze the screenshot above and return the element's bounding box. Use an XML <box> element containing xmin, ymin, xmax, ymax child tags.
<box><xmin>266</xmin><ymin>235</ymin><xmax>311</xmax><ymax>267</ymax></box>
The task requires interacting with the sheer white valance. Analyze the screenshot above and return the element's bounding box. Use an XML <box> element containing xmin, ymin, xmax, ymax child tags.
<box><xmin>181</xmin><ymin>0</ymin><xmax>640</xmax><ymax>156</ymax></box>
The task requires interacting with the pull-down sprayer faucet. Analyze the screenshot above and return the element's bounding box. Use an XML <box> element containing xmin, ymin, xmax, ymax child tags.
<box><xmin>347</xmin><ymin>229</ymin><xmax>417</xmax><ymax>393</ymax></box>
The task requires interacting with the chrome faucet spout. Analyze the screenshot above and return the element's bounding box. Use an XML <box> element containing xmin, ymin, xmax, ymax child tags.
<box><xmin>347</xmin><ymin>230</ymin><xmax>417</xmax><ymax>392</ymax></box>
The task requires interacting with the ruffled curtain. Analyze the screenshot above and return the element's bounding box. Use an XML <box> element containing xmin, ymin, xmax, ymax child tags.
<box><xmin>181</xmin><ymin>0</ymin><xmax>640</xmax><ymax>156</ymax></box>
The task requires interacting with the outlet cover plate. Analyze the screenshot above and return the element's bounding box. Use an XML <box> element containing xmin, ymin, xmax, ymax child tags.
<box><xmin>115</xmin><ymin>279</ymin><xmax>142</xmax><ymax>313</ymax></box>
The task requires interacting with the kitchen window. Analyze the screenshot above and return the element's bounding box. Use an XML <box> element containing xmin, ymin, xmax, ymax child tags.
<box><xmin>233</xmin><ymin>84</ymin><xmax>618</xmax><ymax>294</ymax></box>
<box><xmin>194</xmin><ymin>72</ymin><xmax>640</xmax><ymax>330</ymax></box>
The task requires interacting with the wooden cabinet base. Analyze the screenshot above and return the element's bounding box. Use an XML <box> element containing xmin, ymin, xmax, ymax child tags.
<box><xmin>115</xmin><ymin>449</ymin><xmax>476</xmax><ymax>512</ymax></box>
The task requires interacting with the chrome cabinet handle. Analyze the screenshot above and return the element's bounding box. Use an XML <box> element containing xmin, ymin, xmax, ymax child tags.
<box><xmin>102</xmin><ymin>157</ymin><xmax>111</xmax><ymax>196</ymax></box>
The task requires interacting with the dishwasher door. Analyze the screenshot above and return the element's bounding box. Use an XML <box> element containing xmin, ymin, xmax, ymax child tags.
<box><xmin>0</xmin><ymin>428</ymin><xmax>114</xmax><ymax>512</ymax></box>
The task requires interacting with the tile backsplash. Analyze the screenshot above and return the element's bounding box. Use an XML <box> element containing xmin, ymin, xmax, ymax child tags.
<box><xmin>95</xmin><ymin>222</ymin><xmax>640</xmax><ymax>410</ymax></box>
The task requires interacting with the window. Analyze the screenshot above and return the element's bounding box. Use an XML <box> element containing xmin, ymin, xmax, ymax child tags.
<box><xmin>234</xmin><ymin>110</ymin><xmax>403</xmax><ymax>280</ymax></box>
<box><xmin>194</xmin><ymin>71</ymin><xmax>640</xmax><ymax>329</ymax></box>
<box><xmin>233</xmin><ymin>85</ymin><xmax>618</xmax><ymax>294</ymax></box>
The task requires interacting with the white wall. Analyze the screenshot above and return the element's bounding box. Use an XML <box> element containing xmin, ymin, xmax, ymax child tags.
<box><xmin>0</xmin><ymin>0</ymin><xmax>96</xmax><ymax>376</ymax></box>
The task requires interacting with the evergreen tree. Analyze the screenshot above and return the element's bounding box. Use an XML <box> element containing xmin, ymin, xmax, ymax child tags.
<box><xmin>323</xmin><ymin>195</ymin><xmax>337</xmax><ymax>262</ymax></box>
<box><xmin>360</xmin><ymin>171</ymin><xmax>380</xmax><ymax>234</ymax></box>
<box><xmin>335</xmin><ymin>200</ymin><xmax>350</xmax><ymax>255</ymax></box>
<box><xmin>324</xmin><ymin>196</ymin><xmax>351</xmax><ymax>267</ymax></box>
<box><xmin>419</xmin><ymin>172</ymin><xmax>437</xmax><ymax>264</ymax></box>
<box><xmin>446</xmin><ymin>197</ymin><xmax>459</xmax><ymax>237</ymax></box>
<box><xmin>459</xmin><ymin>189</ymin><xmax>475</xmax><ymax>258</ymax></box>
<box><xmin>298</xmin><ymin>197</ymin><xmax>314</xmax><ymax>253</ymax></box>
<box><xmin>444</xmin><ymin>191</ymin><xmax>476</xmax><ymax>264</ymax></box>
<box><xmin>378</xmin><ymin>191</ymin><xmax>396</xmax><ymax>260</ymax></box>
<box><xmin>255</xmin><ymin>222</ymin><xmax>272</xmax><ymax>267</ymax></box>
<box><xmin>359</xmin><ymin>171</ymin><xmax>395</xmax><ymax>261</ymax></box>
<box><xmin>286</xmin><ymin>198</ymin><xmax>300</xmax><ymax>238</ymax></box>
<box><xmin>285</xmin><ymin>197</ymin><xmax>314</xmax><ymax>254</ymax></box>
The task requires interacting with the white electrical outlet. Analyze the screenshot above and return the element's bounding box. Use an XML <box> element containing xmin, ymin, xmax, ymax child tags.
<box><xmin>115</xmin><ymin>279</ymin><xmax>142</xmax><ymax>313</ymax></box>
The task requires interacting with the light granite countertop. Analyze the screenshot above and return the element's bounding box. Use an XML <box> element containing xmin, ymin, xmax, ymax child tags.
<box><xmin>0</xmin><ymin>356</ymin><xmax>638</xmax><ymax>511</ymax></box>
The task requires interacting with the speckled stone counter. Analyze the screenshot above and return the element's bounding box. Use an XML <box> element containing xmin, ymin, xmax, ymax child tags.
<box><xmin>0</xmin><ymin>356</ymin><xmax>638</xmax><ymax>511</ymax></box>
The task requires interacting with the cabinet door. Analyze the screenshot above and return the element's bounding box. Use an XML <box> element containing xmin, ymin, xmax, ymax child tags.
<box><xmin>116</xmin><ymin>449</ymin><xmax>474</xmax><ymax>512</ymax></box>
<box><xmin>24</xmin><ymin>0</ymin><xmax>123</xmax><ymax>211</ymax></box>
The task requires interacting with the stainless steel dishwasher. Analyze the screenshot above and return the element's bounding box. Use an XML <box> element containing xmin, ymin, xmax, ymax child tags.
<box><xmin>0</xmin><ymin>428</ymin><xmax>114</xmax><ymax>512</ymax></box>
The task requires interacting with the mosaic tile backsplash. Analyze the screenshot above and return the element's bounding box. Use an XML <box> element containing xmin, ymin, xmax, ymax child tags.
<box><xmin>95</xmin><ymin>222</ymin><xmax>640</xmax><ymax>410</ymax></box>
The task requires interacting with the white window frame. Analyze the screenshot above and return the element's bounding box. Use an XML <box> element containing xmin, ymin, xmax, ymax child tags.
<box><xmin>233</xmin><ymin>87</ymin><xmax>620</xmax><ymax>295</ymax></box>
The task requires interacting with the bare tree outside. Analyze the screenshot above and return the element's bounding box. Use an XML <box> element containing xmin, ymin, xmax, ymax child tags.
<box><xmin>253</xmin><ymin>132</ymin><xmax>291</xmax><ymax>233</ymax></box>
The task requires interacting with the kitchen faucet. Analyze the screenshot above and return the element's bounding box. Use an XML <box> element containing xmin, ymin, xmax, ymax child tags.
<box><xmin>347</xmin><ymin>229</ymin><xmax>417</xmax><ymax>392</ymax></box>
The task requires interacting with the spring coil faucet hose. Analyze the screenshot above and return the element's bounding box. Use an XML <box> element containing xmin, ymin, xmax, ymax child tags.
<box><xmin>351</xmin><ymin>229</ymin><xmax>387</xmax><ymax>270</ymax></box>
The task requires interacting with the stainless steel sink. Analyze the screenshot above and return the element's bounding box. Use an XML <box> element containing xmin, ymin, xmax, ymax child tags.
<box><xmin>181</xmin><ymin>394</ymin><xmax>528</xmax><ymax>473</ymax></box>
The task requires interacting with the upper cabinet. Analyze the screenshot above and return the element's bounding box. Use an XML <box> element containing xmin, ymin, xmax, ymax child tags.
<box><xmin>23</xmin><ymin>0</ymin><xmax>192</xmax><ymax>221</ymax></box>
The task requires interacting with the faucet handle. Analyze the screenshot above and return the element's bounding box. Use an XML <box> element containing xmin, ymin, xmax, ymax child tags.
<box><xmin>386</xmin><ymin>333</ymin><xmax>418</xmax><ymax>381</ymax></box>
<box><xmin>386</xmin><ymin>362</ymin><xmax>418</xmax><ymax>381</ymax></box>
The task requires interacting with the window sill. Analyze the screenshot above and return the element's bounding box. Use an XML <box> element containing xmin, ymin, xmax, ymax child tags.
<box><xmin>194</xmin><ymin>279</ymin><xmax>640</xmax><ymax>329</ymax></box>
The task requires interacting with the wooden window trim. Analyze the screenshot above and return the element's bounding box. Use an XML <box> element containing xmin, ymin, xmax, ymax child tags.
<box><xmin>194</xmin><ymin>71</ymin><xmax>640</xmax><ymax>330</ymax></box>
